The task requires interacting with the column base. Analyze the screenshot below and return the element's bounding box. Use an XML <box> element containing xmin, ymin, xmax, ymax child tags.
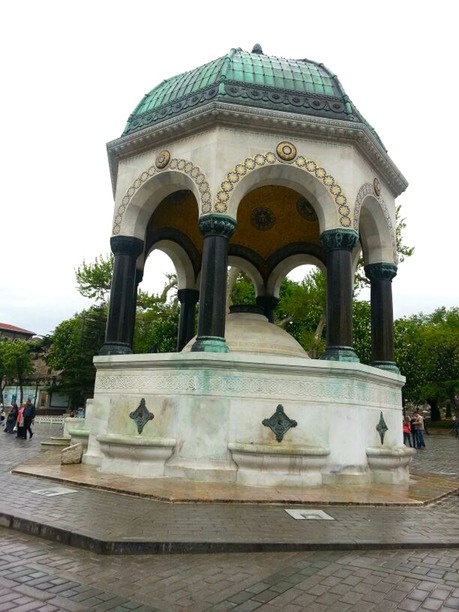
<box><xmin>372</xmin><ymin>361</ymin><xmax>400</xmax><ymax>374</ymax></box>
<box><xmin>321</xmin><ymin>346</ymin><xmax>360</xmax><ymax>362</ymax></box>
<box><xmin>99</xmin><ymin>342</ymin><xmax>132</xmax><ymax>356</ymax></box>
<box><xmin>190</xmin><ymin>336</ymin><xmax>229</xmax><ymax>353</ymax></box>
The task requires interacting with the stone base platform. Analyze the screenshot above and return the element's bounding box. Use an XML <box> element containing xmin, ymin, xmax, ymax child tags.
<box><xmin>11</xmin><ymin>448</ymin><xmax>459</xmax><ymax>507</ymax></box>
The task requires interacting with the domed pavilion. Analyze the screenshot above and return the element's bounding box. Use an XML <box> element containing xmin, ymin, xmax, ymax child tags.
<box><xmin>84</xmin><ymin>46</ymin><xmax>413</xmax><ymax>490</ymax></box>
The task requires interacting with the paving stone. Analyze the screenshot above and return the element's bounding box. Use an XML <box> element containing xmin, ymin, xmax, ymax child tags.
<box><xmin>0</xmin><ymin>424</ymin><xmax>458</xmax><ymax>612</ymax></box>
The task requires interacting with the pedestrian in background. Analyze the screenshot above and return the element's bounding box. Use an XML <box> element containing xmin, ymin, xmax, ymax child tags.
<box><xmin>23</xmin><ymin>399</ymin><xmax>35</xmax><ymax>440</ymax></box>
<box><xmin>4</xmin><ymin>403</ymin><xmax>18</xmax><ymax>433</ymax></box>
<box><xmin>413</xmin><ymin>410</ymin><xmax>426</xmax><ymax>449</ymax></box>
<box><xmin>16</xmin><ymin>403</ymin><xmax>26</xmax><ymax>439</ymax></box>
<box><xmin>403</xmin><ymin>416</ymin><xmax>412</xmax><ymax>447</ymax></box>
<box><xmin>410</xmin><ymin>413</ymin><xmax>417</xmax><ymax>448</ymax></box>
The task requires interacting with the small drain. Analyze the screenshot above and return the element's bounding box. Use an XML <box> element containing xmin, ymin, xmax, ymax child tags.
<box><xmin>285</xmin><ymin>508</ymin><xmax>334</xmax><ymax>520</ymax></box>
<box><xmin>31</xmin><ymin>487</ymin><xmax>79</xmax><ymax>497</ymax></box>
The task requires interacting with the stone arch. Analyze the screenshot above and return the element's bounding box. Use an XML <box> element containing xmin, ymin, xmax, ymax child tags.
<box><xmin>212</xmin><ymin>150</ymin><xmax>351</xmax><ymax>232</ymax></box>
<box><xmin>112</xmin><ymin>156</ymin><xmax>211</xmax><ymax>239</ymax></box>
<box><xmin>145</xmin><ymin>239</ymin><xmax>197</xmax><ymax>291</ymax></box>
<box><xmin>227</xmin><ymin>255</ymin><xmax>265</xmax><ymax>297</ymax></box>
<box><xmin>267</xmin><ymin>253</ymin><xmax>326</xmax><ymax>297</ymax></box>
<box><xmin>354</xmin><ymin>182</ymin><xmax>397</xmax><ymax>264</ymax></box>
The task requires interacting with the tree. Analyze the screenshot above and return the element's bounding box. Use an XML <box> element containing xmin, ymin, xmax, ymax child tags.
<box><xmin>46</xmin><ymin>305</ymin><xmax>107</xmax><ymax>407</ymax></box>
<box><xmin>75</xmin><ymin>254</ymin><xmax>113</xmax><ymax>302</ymax></box>
<box><xmin>352</xmin><ymin>300</ymin><xmax>372</xmax><ymax>365</ymax></box>
<box><xmin>0</xmin><ymin>339</ymin><xmax>34</xmax><ymax>404</ymax></box>
<box><xmin>394</xmin><ymin>308</ymin><xmax>459</xmax><ymax>419</ymax></box>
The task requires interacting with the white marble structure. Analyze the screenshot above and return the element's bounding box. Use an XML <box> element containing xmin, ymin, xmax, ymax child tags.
<box><xmin>83</xmin><ymin>46</ymin><xmax>414</xmax><ymax>487</ymax></box>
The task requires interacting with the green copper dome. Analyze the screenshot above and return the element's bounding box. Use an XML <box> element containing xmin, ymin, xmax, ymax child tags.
<box><xmin>123</xmin><ymin>45</ymin><xmax>382</xmax><ymax>146</ymax></box>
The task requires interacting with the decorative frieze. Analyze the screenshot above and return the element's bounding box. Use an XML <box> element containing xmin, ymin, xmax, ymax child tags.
<box><xmin>112</xmin><ymin>156</ymin><xmax>211</xmax><ymax>235</ymax></box>
<box><xmin>95</xmin><ymin>368</ymin><xmax>402</xmax><ymax>408</ymax></box>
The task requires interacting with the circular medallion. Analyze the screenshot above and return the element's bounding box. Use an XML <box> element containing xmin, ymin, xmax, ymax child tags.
<box><xmin>373</xmin><ymin>177</ymin><xmax>381</xmax><ymax>197</ymax></box>
<box><xmin>155</xmin><ymin>150</ymin><xmax>171</xmax><ymax>169</ymax></box>
<box><xmin>251</xmin><ymin>207</ymin><xmax>276</xmax><ymax>231</ymax></box>
<box><xmin>276</xmin><ymin>141</ymin><xmax>297</xmax><ymax>162</ymax></box>
<box><xmin>296</xmin><ymin>197</ymin><xmax>318</xmax><ymax>222</ymax></box>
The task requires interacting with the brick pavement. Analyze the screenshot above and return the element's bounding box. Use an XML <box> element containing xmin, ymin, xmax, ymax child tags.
<box><xmin>0</xmin><ymin>423</ymin><xmax>458</xmax><ymax>610</ymax></box>
<box><xmin>0</xmin><ymin>423</ymin><xmax>458</xmax><ymax>554</ymax></box>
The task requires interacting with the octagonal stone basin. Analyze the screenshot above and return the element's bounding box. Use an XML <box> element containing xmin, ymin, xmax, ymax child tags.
<box><xmin>97</xmin><ymin>433</ymin><xmax>176</xmax><ymax>478</ymax></box>
<box><xmin>366</xmin><ymin>446</ymin><xmax>416</xmax><ymax>484</ymax></box>
<box><xmin>228</xmin><ymin>442</ymin><xmax>330</xmax><ymax>487</ymax></box>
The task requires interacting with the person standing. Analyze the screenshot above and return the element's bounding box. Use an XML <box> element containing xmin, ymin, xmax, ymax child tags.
<box><xmin>16</xmin><ymin>403</ymin><xmax>26</xmax><ymax>439</ymax></box>
<box><xmin>23</xmin><ymin>399</ymin><xmax>36</xmax><ymax>440</ymax></box>
<box><xmin>5</xmin><ymin>403</ymin><xmax>18</xmax><ymax>433</ymax></box>
<box><xmin>403</xmin><ymin>416</ymin><xmax>412</xmax><ymax>447</ymax></box>
<box><xmin>410</xmin><ymin>413</ymin><xmax>417</xmax><ymax>448</ymax></box>
<box><xmin>413</xmin><ymin>410</ymin><xmax>426</xmax><ymax>449</ymax></box>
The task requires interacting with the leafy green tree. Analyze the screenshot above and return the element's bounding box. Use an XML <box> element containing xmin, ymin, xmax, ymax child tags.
<box><xmin>394</xmin><ymin>308</ymin><xmax>459</xmax><ymax>419</ymax></box>
<box><xmin>352</xmin><ymin>300</ymin><xmax>372</xmax><ymax>365</ymax></box>
<box><xmin>0</xmin><ymin>339</ymin><xmax>34</xmax><ymax>404</ymax></box>
<box><xmin>394</xmin><ymin>315</ymin><xmax>427</xmax><ymax>406</ymax></box>
<box><xmin>75</xmin><ymin>254</ymin><xmax>113</xmax><ymax>302</ymax></box>
<box><xmin>134</xmin><ymin>303</ymin><xmax>179</xmax><ymax>353</ymax></box>
<box><xmin>275</xmin><ymin>271</ymin><xmax>326</xmax><ymax>358</ymax></box>
<box><xmin>46</xmin><ymin>305</ymin><xmax>107</xmax><ymax>407</ymax></box>
<box><xmin>0</xmin><ymin>340</ymin><xmax>13</xmax><ymax>403</ymax></box>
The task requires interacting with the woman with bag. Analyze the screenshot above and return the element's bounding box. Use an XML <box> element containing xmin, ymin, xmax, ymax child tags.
<box><xmin>5</xmin><ymin>403</ymin><xmax>18</xmax><ymax>433</ymax></box>
<box><xmin>16</xmin><ymin>403</ymin><xmax>26</xmax><ymax>439</ymax></box>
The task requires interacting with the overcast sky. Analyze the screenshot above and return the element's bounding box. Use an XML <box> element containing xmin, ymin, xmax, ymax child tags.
<box><xmin>1</xmin><ymin>1</ymin><xmax>457</xmax><ymax>337</ymax></box>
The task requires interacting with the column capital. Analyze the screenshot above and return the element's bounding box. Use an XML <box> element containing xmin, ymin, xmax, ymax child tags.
<box><xmin>320</xmin><ymin>228</ymin><xmax>359</xmax><ymax>252</ymax></box>
<box><xmin>177</xmin><ymin>288</ymin><xmax>199</xmax><ymax>304</ymax></box>
<box><xmin>110</xmin><ymin>235</ymin><xmax>144</xmax><ymax>258</ymax></box>
<box><xmin>198</xmin><ymin>214</ymin><xmax>237</xmax><ymax>239</ymax></box>
<box><xmin>365</xmin><ymin>262</ymin><xmax>398</xmax><ymax>282</ymax></box>
<box><xmin>256</xmin><ymin>295</ymin><xmax>280</xmax><ymax>311</ymax></box>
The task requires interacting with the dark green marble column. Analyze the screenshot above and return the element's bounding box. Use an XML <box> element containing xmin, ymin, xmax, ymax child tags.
<box><xmin>99</xmin><ymin>236</ymin><xmax>144</xmax><ymax>355</ymax></box>
<box><xmin>365</xmin><ymin>262</ymin><xmax>399</xmax><ymax>373</ymax></box>
<box><xmin>191</xmin><ymin>214</ymin><xmax>236</xmax><ymax>353</ymax></box>
<box><xmin>129</xmin><ymin>268</ymin><xmax>143</xmax><ymax>348</ymax></box>
<box><xmin>256</xmin><ymin>295</ymin><xmax>279</xmax><ymax>323</ymax></box>
<box><xmin>320</xmin><ymin>228</ymin><xmax>359</xmax><ymax>362</ymax></box>
<box><xmin>177</xmin><ymin>288</ymin><xmax>199</xmax><ymax>351</ymax></box>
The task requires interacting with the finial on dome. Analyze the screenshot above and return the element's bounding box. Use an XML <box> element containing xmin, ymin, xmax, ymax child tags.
<box><xmin>252</xmin><ymin>44</ymin><xmax>263</xmax><ymax>54</ymax></box>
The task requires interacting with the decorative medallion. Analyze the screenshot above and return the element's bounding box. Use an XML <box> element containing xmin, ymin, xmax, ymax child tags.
<box><xmin>251</xmin><ymin>207</ymin><xmax>276</xmax><ymax>230</ymax></box>
<box><xmin>129</xmin><ymin>398</ymin><xmax>154</xmax><ymax>434</ymax></box>
<box><xmin>155</xmin><ymin>150</ymin><xmax>171</xmax><ymax>169</ymax></box>
<box><xmin>276</xmin><ymin>141</ymin><xmax>297</xmax><ymax>162</ymax></box>
<box><xmin>262</xmin><ymin>404</ymin><xmax>298</xmax><ymax>443</ymax></box>
<box><xmin>376</xmin><ymin>411</ymin><xmax>388</xmax><ymax>444</ymax></box>
<box><xmin>373</xmin><ymin>177</ymin><xmax>381</xmax><ymax>197</ymax></box>
<box><xmin>296</xmin><ymin>197</ymin><xmax>318</xmax><ymax>222</ymax></box>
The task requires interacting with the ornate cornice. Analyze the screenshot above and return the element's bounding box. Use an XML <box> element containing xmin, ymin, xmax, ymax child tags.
<box><xmin>320</xmin><ymin>229</ymin><xmax>359</xmax><ymax>252</ymax></box>
<box><xmin>106</xmin><ymin>102</ymin><xmax>408</xmax><ymax>199</ymax></box>
<box><xmin>198</xmin><ymin>214</ymin><xmax>237</xmax><ymax>239</ymax></box>
<box><xmin>364</xmin><ymin>262</ymin><xmax>398</xmax><ymax>282</ymax></box>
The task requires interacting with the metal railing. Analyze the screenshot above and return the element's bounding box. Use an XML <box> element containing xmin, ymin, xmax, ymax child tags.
<box><xmin>34</xmin><ymin>415</ymin><xmax>66</xmax><ymax>424</ymax></box>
